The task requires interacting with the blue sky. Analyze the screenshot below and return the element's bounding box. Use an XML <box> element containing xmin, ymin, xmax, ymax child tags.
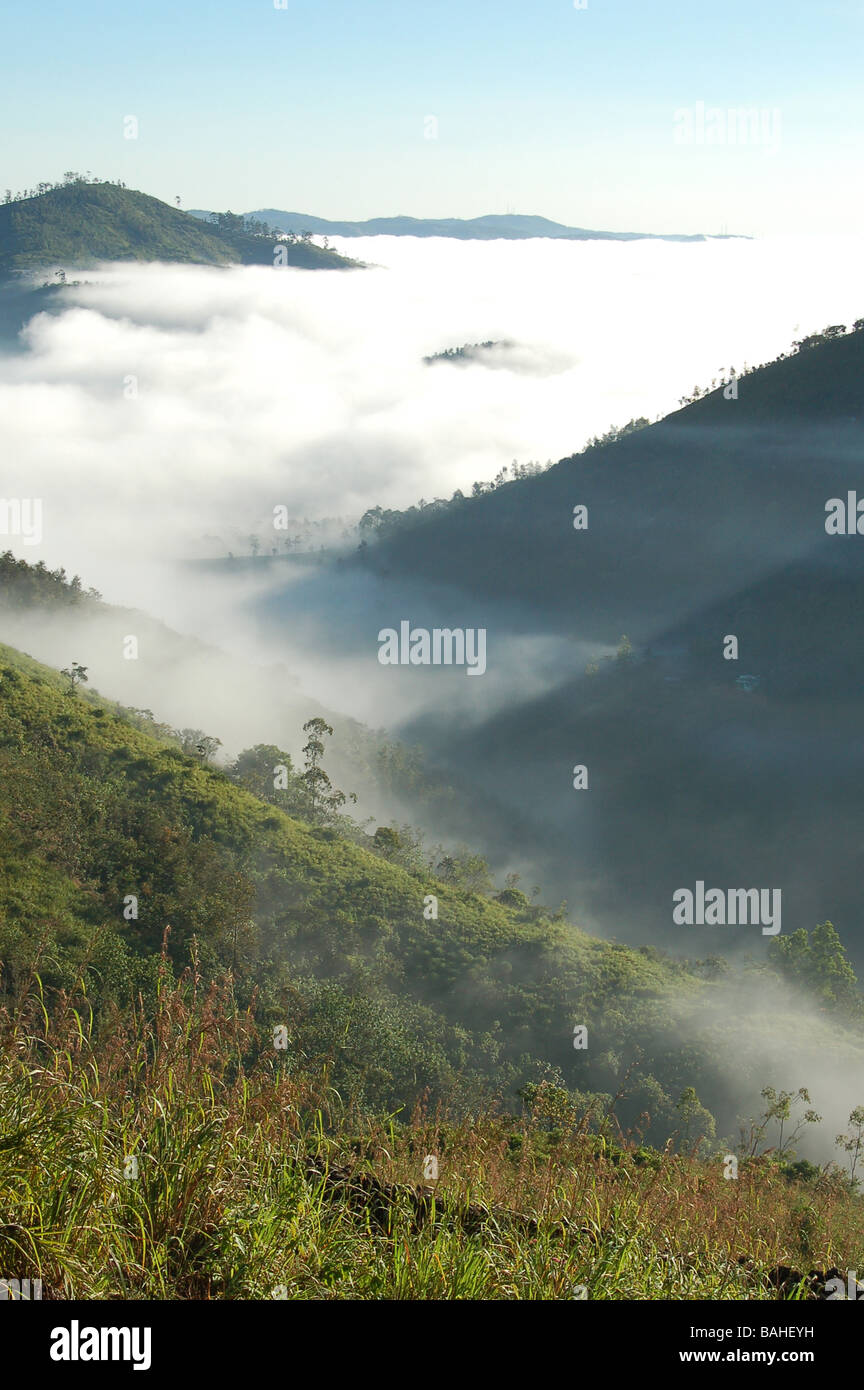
<box><xmin>2</xmin><ymin>0</ymin><xmax>861</xmax><ymax>234</ymax></box>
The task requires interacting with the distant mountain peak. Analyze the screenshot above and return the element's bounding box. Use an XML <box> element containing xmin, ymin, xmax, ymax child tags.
<box><xmin>188</xmin><ymin>207</ymin><xmax>746</xmax><ymax>243</ymax></box>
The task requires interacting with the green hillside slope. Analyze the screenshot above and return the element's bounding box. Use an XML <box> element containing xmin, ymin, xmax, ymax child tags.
<box><xmin>0</xmin><ymin>639</ymin><xmax>687</xmax><ymax>1117</ymax></box>
<box><xmin>1</xmin><ymin>638</ymin><xmax>863</xmax><ymax>1300</ymax></box>
<box><xmin>1</xmin><ymin>633</ymin><xmax>862</xmax><ymax>1148</ymax></box>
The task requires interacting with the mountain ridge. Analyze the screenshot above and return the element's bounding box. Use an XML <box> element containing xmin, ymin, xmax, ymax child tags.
<box><xmin>190</xmin><ymin>207</ymin><xmax>747</xmax><ymax>242</ymax></box>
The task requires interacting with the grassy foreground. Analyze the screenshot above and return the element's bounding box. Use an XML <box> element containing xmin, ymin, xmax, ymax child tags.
<box><xmin>1</xmin><ymin>960</ymin><xmax>861</xmax><ymax>1301</ymax></box>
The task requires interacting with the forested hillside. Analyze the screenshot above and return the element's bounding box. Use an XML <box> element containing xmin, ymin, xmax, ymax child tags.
<box><xmin>1</xmin><ymin>626</ymin><xmax>862</xmax><ymax>1136</ymax></box>
<box><xmin>1</xmin><ymin>633</ymin><xmax>863</xmax><ymax>1297</ymax></box>
<box><xmin>330</xmin><ymin>322</ymin><xmax>864</xmax><ymax>962</ymax></box>
<box><xmin>0</xmin><ymin>178</ymin><xmax>357</xmax><ymax>273</ymax></box>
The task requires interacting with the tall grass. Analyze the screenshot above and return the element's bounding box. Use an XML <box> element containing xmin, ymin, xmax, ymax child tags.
<box><xmin>0</xmin><ymin>958</ymin><xmax>861</xmax><ymax>1300</ymax></box>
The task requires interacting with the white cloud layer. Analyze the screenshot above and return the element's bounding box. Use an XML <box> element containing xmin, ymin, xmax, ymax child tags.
<box><xmin>0</xmin><ymin>232</ymin><xmax>861</xmax><ymax>618</ymax></box>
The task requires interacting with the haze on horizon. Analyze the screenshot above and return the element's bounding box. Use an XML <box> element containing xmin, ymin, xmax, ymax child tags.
<box><xmin>1</xmin><ymin>0</ymin><xmax>862</xmax><ymax>238</ymax></box>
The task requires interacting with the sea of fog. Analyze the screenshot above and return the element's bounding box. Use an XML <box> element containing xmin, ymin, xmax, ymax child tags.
<box><xmin>0</xmin><ymin>232</ymin><xmax>861</xmax><ymax>620</ymax></box>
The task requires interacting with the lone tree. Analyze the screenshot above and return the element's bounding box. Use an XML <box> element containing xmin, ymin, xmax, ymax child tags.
<box><xmin>194</xmin><ymin>734</ymin><xmax>222</xmax><ymax>762</ymax></box>
<box><xmin>300</xmin><ymin>718</ymin><xmax>356</xmax><ymax>823</ymax></box>
<box><xmin>60</xmin><ymin>662</ymin><xmax>88</xmax><ymax>693</ymax></box>
<box><xmin>740</xmin><ymin>1087</ymin><xmax>821</xmax><ymax>1159</ymax></box>
<box><xmin>228</xmin><ymin>743</ymin><xmax>298</xmax><ymax>805</ymax></box>
<box><xmin>176</xmin><ymin>728</ymin><xmax>222</xmax><ymax>762</ymax></box>
<box><xmin>835</xmin><ymin>1106</ymin><xmax>864</xmax><ymax>1184</ymax></box>
<box><xmin>371</xmin><ymin>825</ymin><xmax>401</xmax><ymax>859</ymax></box>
